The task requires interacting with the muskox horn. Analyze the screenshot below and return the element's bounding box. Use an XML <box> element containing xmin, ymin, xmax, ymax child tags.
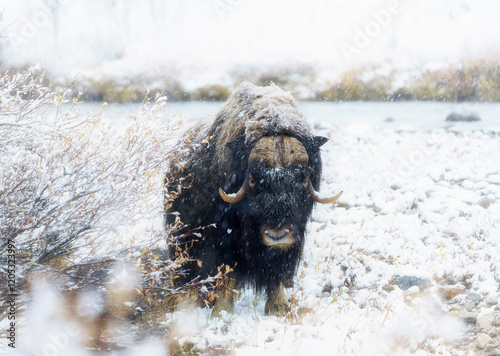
<box><xmin>219</xmin><ymin>177</ymin><xmax>248</xmax><ymax>204</ymax></box>
<box><xmin>308</xmin><ymin>181</ymin><xmax>342</xmax><ymax>204</ymax></box>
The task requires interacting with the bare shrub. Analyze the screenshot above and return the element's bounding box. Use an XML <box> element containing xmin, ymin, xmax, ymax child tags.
<box><xmin>0</xmin><ymin>66</ymin><xmax>226</xmax><ymax>342</ymax></box>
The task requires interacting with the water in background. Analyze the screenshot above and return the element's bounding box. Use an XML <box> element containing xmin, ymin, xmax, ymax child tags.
<box><xmin>72</xmin><ymin>101</ymin><xmax>500</xmax><ymax>132</ymax></box>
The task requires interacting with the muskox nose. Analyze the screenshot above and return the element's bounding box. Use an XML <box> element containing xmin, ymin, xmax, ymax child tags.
<box><xmin>261</xmin><ymin>227</ymin><xmax>295</xmax><ymax>250</ymax></box>
<box><xmin>264</xmin><ymin>228</ymin><xmax>290</xmax><ymax>241</ymax></box>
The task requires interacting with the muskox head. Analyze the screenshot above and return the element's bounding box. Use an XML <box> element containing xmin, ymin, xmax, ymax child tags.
<box><xmin>219</xmin><ymin>135</ymin><xmax>342</xmax><ymax>251</ymax></box>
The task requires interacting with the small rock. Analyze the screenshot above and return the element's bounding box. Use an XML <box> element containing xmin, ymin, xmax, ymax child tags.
<box><xmin>486</xmin><ymin>296</ymin><xmax>499</xmax><ymax>306</ymax></box>
<box><xmin>393</xmin><ymin>276</ymin><xmax>430</xmax><ymax>291</ymax></box>
<box><xmin>488</xmin><ymin>330</ymin><xmax>497</xmax><ymax>338</ymax></box>
<box><xmin>468</xmin><ymin>291</ymin><xmax>483</xmax><ymax>303</ymax></box>
<box><xmin>477</xmin><ymin>315</ymin><xmax>493</xmax><ymax>328</ymax></box>
<box><xmin>490</xmin><ymin>348</ymin><xmax>500</xmax><ymax>356</ymax></box>
<box><xmin>438</xmin><ymin>284</ymin><xmax>466</xmax><ymax>300</ymax></box>
<box><xmin>477</xmin><ymin>196</ymin><xmax>495</xmax><ymax>209</ymax></box>
<box><xmin>476</xmin><ymin>333</ymin><xmax>491</xmax><ymax>349</ymax></box>
<box><xmin>382</xmin><ymin>284</ymin><xmax>395</xmax><ymax>292</ymax></box>
<box><xmin>446</xmin><ymin>111</ymin><xmax>481</xmax><ymax>122</ymax></box>
<box><xmin>460</xmin><ymin>311</ymin><xmax>478</xmax><ymax>325</ymax></box>
<box><xmin>494</xmin><ymin>318</ymin><xmax>500</xmax><ymax>327</ymax></box>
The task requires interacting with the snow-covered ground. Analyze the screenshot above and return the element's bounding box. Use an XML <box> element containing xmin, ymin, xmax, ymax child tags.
<box><xmin>5</xmin><ymin>102</ymin><xmax>500</xmax><ymax>355</ymax></box>
<box><xmin>148</xmin><ymin>116</ymin><xmax>499</xmax><ymax>355</ymax></box>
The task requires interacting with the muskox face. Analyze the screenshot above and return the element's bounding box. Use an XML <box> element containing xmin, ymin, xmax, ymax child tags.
<box><xmin>219</xmin><ymin>135</ymin><xmax>342</xmax><ymax>251</ymax></box>
<box><xmin>245</xmin><ymin>162</ymin><xmax>312</xmax><ymax>250</ymax></box>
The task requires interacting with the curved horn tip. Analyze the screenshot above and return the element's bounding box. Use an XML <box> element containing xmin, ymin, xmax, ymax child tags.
<box><xmin>324</xmin><ymin>191</ymin><xmax>343</xmax><ymax>203</ymax></box>
<box><xmin>219</xmin><ymin>177</ymin><xmax>249</xmax><ymax>204</ymax></box>
<box><xmin>219</xmin><ymin>187</ymin><xmax>246</xmax><ymax>204</ymax></box>
<box><xmin>309</xmin><ymin>183</ymin><xmax>343</xmax><ymax>204</ymax></box>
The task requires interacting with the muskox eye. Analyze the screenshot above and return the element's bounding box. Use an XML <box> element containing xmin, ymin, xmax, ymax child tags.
<box><xmin>249</xmin><ymin>175</ymin><xmax>256</xmax><ymax>188</ymax></box>
<box><xmin>303</xmin><ymin>175</ymin><xmax>309</xmax><ymax>188</ymax></box>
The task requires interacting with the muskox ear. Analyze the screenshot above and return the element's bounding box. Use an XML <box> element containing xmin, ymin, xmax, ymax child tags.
<box><xmin>307</xmin><ymin>136</ymin><xmax>329</xmax><ymax>154</ymax></box>
<box><xmin>315</xmin><ymin>136</ymin><xmax>329</xmax><ymax>147</ymax></box>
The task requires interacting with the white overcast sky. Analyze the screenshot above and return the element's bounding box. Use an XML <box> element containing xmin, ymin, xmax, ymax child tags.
<box><xmin>1</xmin><ymin>0</ymin><xmax>499</xmax><ymax>78</ymax></box>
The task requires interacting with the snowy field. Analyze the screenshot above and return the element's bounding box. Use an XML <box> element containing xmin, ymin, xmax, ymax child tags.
<box><xmin>5</xmin><ymin>102</ymin><xmax>500</xmax><ymax>355</ymax></box>
<box><xmin>3</xmin><ymin>0</ymin><xmax>500</xmax><ymax>354</ymax></box>
<box><xmin>108</xmin><ymin>103</ymin><xmax>500</xmax><ymax>354</ymax></box>
<box><xmin>96</xmin><ymin>102</ymin><xmax>497</xmax><ymax>355</ymax></box>
<box><xmin>141</xmin><ymin>108</ymin><xmax>499</xmax><ymax>355</ymax></box>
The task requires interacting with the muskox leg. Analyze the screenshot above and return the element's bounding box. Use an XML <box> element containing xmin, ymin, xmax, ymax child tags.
<box><xmin>211</xmin><ymin>276</ymin><xmax>238</xmax><ymax>317</ymax></box>
<box><xmin>265</xmin><ymin>282</ymin><xmax>290</xmax><ymax>316</ymax></box>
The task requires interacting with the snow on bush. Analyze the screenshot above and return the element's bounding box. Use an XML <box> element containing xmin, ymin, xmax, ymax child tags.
<box><xmin>0</xmin><ymin>66</ymin><xmax>169</xmax><ymax>273</ymax></box>
<box><xmin>0</xmin><ymin>67</ymin><xmax>228</xmax><ymax>353</ymax></box>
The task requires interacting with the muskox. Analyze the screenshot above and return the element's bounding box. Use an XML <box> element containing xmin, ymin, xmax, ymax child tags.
<box><xmin>165</xmin><ymin>82</ymin><xmax>341</xmax><ymax>315</ymax></box>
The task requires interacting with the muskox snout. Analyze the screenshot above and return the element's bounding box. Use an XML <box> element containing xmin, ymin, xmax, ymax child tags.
<box><xmin>261</xmin><ymin>227</ymin><xmax>295</xmax><ymax>250</ymax></box>
<box><xmin>265</xmin><ymin>228</ymin><xmax>290</xmax><ymax>241</ymax></box>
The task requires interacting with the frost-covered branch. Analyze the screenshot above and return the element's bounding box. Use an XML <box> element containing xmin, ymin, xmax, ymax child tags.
<box><xmin>0</xmin><ymin>67</ymin><xmax>219</xmax><ymax>321</ymax></box>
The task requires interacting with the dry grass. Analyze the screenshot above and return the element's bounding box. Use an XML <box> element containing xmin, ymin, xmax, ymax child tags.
<box><xmin>5</xmin><ymin>55</ymin><xmax>498</xmax><ymax>103</ymax></box>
